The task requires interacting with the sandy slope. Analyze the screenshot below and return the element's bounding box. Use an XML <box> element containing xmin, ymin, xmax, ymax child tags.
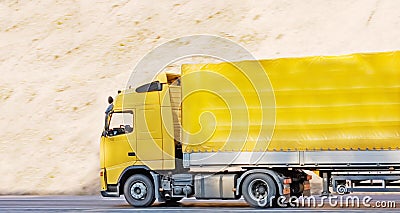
<box><xmin>0</xmin><ymin>0</ymin><xmax>399</xmax><ymax>195</ymax></box>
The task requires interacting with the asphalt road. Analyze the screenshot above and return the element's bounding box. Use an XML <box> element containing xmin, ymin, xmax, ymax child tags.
<box><xmin>0</xmin><ymin>194</ymin><xmax>399</xmax><ymax>212</ymax></box>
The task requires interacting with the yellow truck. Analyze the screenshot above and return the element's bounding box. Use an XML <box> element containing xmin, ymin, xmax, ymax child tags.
<box><xmin>100</xmin><ymin>51</ymin><xmax>400</xmax><ymax>207</ymax></box>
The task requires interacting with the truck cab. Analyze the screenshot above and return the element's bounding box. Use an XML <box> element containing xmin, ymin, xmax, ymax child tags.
<box><xmin>100</xmin><ymin>72</ymin><xmax>182</xmax><ymax>191</ymax></box>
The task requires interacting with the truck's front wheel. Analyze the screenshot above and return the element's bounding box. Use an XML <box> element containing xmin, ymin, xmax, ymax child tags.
<box><xmin>124</xmin><ymin>174</ymin><xmax>155</xmax><ymax>207</ymax></box>
<box><xmin>242</xmin><ymin>173</ymin><xmax>277</xmax><ymax>208</ymax></box>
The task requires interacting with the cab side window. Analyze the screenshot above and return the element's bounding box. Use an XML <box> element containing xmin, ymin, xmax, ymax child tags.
<box><xmin>108</xmin><ymin>111</ymin><xmax>134</xmax><ymax>136</ymax></box>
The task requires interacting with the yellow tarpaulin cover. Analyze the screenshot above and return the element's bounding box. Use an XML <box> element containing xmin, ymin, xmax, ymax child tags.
<box><xmin>181</xmin><ymin>51</ymin><xmax>400</xmax><ymax>153</ymax></box>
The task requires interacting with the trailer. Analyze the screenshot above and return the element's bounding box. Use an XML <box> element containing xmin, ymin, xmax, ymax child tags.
<box><xmin>100</xmin><ymin>51</ymin><xmax>400</xmax><ymax>207</ymax></box>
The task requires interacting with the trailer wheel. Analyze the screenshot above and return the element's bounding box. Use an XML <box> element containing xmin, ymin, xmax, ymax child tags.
<box><xmin>124</xmin><ymin>174</ymin><xmax>155</xmax><ymax>207</ymax></box>
<box><xmin>242</xmin><ymin>173</ymin><xmax>277</xmax><ymax>208</ymax></box>
<box><xmin>291</xmin><ymin>182</ymin><xmax>304</xmax><ymax>197</ymax></box>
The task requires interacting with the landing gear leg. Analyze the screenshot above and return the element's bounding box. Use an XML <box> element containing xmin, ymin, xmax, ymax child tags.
<box><xmin>321</xmin><ymin>171</ymin><xmax>331</xmax><ymax>197</ymax></box>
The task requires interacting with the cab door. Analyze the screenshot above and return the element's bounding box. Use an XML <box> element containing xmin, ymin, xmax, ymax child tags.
<box><xmin>104</xmin><ymin>110</ymin><xmax>137</xmax><ymax>184</ymax></box>
<box><xmin>136</xmin><ymin>104</ymin><xmax>163</xmax><ymax>170</ymax></box>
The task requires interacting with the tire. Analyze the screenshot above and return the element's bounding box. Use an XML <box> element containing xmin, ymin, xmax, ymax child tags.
<box><xmin>123</xmin><ymin>174</ymin><xmax>155</xmax><ymax>207</ymax></box>
<box><xmin>290</xmin><ymin>182</ymin><xmax>304</xmax><ymax>197</ymax></box>
<box><xmin>241</xmin><ymin>173</ymin><xmax>277</xmax><ymax>208</ymax></box>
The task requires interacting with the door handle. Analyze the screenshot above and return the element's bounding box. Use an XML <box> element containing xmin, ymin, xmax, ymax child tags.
<box><xmin>128</xmin><ymin>152</ymin><xmax>136</xmax><ymax>157</ymax></box>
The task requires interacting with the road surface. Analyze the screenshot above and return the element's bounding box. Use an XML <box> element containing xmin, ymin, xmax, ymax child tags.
<box><xmin>0</xmin><ymin>194</ymin><xmax>399</xmax><ymax>212</ymax></box>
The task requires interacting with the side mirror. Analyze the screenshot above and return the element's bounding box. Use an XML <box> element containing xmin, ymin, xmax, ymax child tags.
<box><xmin>135</xmin><ymin>81</ymin><xmax>163</xmax><ymax>93</ymax></box>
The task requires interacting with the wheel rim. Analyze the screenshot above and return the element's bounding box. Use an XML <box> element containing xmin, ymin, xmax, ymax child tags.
<box><xmin>130</xmin><ymin>181</ymin><xmax>148</xmax><ymax>200</ymax></box>
<box><xmin>248</xmin><ymin>178</ymin><xmax>270</xmax><ymax>202</ymax></box>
